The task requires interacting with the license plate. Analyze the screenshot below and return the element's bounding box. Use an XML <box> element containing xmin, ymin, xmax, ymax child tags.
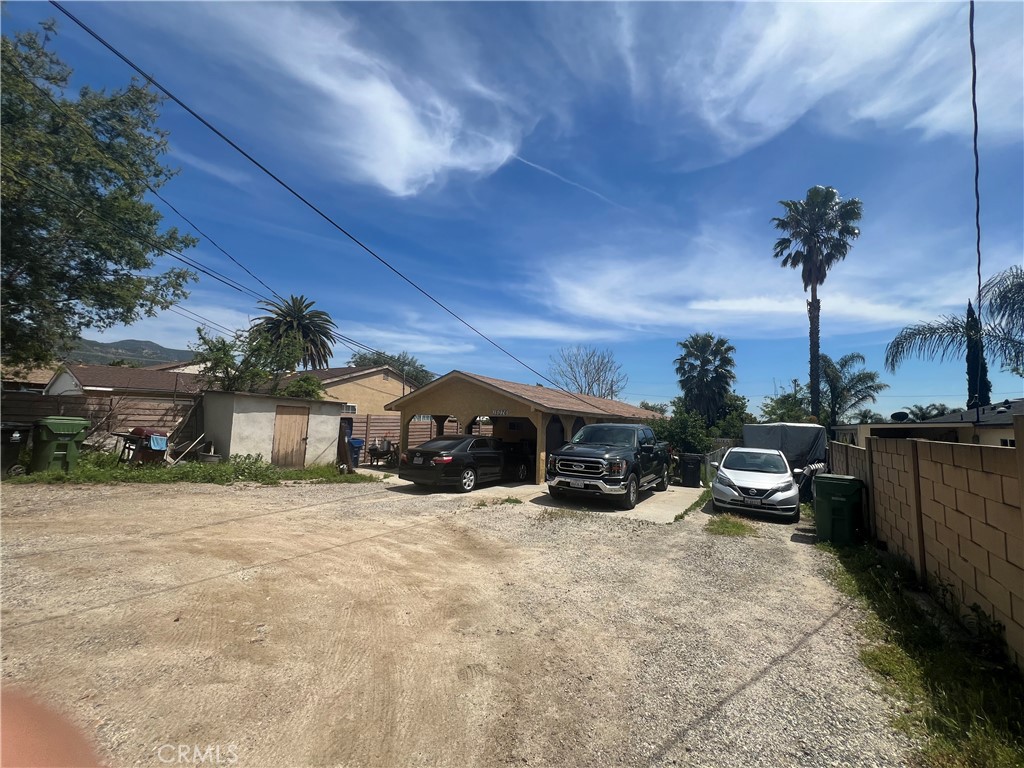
<box><xmin>413</xmin><ymin>457</ymin><xmax>423</xmax><ymax>465</ymax></box>
<box><xmin>570</xmin><ymin>479</ymin><xmax>584</xmax><ymax>489</ymax></box>
<box><xmin>744</xmin><ymin>497</ymin><xmax>762</xmax><ymax>506</ymax></box>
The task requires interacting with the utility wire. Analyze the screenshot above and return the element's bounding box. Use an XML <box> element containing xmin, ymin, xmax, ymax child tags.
<box><xmin>8</xmin><ymin>63</ymin><xmax>281</xmax><ymax>305</ymax></box>
<box><xmin>167</xmin><ymin>306</ymin><xmax>240</xmax><ymax>338</ymax></box>
<box><xmin>968</xmin><ymin>0</ymin><xmax>984</xmax><ymax>424</ymax></box>
<box><xmin>49</xmin><ymin>1</ymin><xmax>613</xmax><ymax>416</ymax></box>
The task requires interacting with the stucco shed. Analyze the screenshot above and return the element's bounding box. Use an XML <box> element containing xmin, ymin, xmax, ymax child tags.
<box><xmin>385</xmin><ymin>370</ymin><xmax>662</xmax><ymax>483</ymax></box>
<box><xmin>203</xmin><ymin>391</ymin><xmax>347</xmax><ymax>468</ymax></box>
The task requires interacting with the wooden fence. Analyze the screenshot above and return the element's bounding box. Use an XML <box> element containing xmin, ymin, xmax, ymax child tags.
<box><xmin>1</xmin><ymin>391</ymin><xmax>201</xmax><ymax>441</ymax></box>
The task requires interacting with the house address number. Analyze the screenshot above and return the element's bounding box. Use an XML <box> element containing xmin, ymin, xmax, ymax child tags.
<box><xmin>491</xmin><ymin>409</ymin><xmax>509</xmax><ymax>417</ymax></box>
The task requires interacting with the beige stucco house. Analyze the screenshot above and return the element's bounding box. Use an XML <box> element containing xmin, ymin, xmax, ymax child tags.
<box><xmin>833</xmin><ymin>398</ymin><xmax>1022</xmax><ymax>448</ymax></box>
<box><xmin>282</xmin><ymin>365</ymin><xmax>415</xmax><ymax>415</ymax></box>
<box><xmin>385</xmin><ymin>370</ymin><xmax>662</xmax><ymax>483</ymax></box>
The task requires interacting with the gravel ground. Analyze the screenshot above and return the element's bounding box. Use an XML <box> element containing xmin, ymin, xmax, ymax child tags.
<box><xmin>1</xmin><ymin>480</ymin><xmax>915</xmax><ymax>767</ymax></box>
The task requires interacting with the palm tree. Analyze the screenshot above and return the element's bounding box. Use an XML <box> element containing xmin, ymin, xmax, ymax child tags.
<box><xmin>252</xmin><ymin>294</ymin><xmax>339</xmax><ymax>370</ymax></box>
<box><xmin>820</xmin><ymin>352</ymin><xmax>889</xmax><ymax>430</ymax></box>
<box><xmin>772</xmin><ymin>186</ymin><xmax>863</xmax><ymax>419</ymax></box>
<box><xmin>674</xmin><ymin>332</ymin><xmax>736</xmax><ymax>425</ymax></box>
<box><xmin>904</xmin><ymin>403</ymin><xmax>964</xmax><ymax>422</ymax></box>
<box><xmin>885</xmin><ymin>266</ymin><xmax>1024</xmax><ymax>395</ymax></box>
<box><xmin>853</xmin><ymin>408</ymin><xmax>885</xmax><ymax>424</ymax></box>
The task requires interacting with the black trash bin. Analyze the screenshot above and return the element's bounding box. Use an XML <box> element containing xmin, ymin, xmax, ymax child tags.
<box><xmin>1</xmin><ymin>423</ymin><xmax>31</xmax><ymax>476</ymax></box>
<box><xmin>680</xmin><ymin>453</ymin><xmax>703</xmax><ymax>488</ymax></box>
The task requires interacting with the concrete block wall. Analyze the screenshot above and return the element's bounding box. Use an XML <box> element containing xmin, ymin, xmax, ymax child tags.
<box><xmin>917</xmin><ymin>440</ymin><xmax>1023</xmax><ymax>668</ymax></box>
<box><xmin>831</xmin><ymin>441</ymin><xmax>870</xmax><ymax>485</ymax></box>
<box><xmin>837</xmin><ymin>420</ymin><xmax>1024</xmax><ymax>669</ymax></box>
<box><xmin>869</xmin><ymin>438</ymin><xmax>925</xmax><ymax>577</ymax></box>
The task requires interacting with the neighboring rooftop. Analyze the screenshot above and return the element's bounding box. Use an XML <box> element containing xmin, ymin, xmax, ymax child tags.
<box><xmin>920</xmin><ymin>398</ymin><xmax>1024</xmax><ymax>427</ymax></box>
<box><xmin>54</xmin><ymin>364</ymin><xmax>200</xmax><ymax>394</ymax></box>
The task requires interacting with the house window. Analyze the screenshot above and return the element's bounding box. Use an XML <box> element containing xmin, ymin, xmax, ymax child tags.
<box><xmin>1000</xmin><ymin>438</ymin><xmax>1016</xmax><ymax>447</ymax></box>
<box><xmin>340</xmin><ymin>404</ymin><xmax>357</xmax><ymax>414</ymax></box>
<box><xmin>412</xmin><ymin>414</ymin><xmax>431</xmax><ymax>422</ymax></box>
<box><xmin>507</xmin><ymin>421</ymin><xmax>522</xmax><ymax>432</ymax></box>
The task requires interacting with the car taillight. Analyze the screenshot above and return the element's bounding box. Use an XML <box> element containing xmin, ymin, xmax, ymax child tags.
<box><xmin>431</xmin><ymin>455</ymin><xmax>454</xmax><ymax>465</ymax></box>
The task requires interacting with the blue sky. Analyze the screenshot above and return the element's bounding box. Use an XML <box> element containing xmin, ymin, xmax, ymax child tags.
<box><xmin>7</xmin><ymin>2</ymin><xmax>1023</xmax><ymax>415</ymax></box>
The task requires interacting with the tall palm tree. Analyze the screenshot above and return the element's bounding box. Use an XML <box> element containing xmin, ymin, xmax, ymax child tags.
<box><xmin>885</xmin><ymin>265</ymin><xmax>1024</xmax><ymax>393</ymax></box>
<box><xmin>252</xmin><ymin>294</ymin><xmax>339</xmax><ymax>370</ymax></box>
<box><xmin>819</xmin><ymin>352</ymin><xmax>888</xmax><ymax>431</ymax></box>
<box><xmin>674</xmin><ymin>332</ymin><xmax>736</xmax><ymax>425</ymax></box>
<box><xmin>772</xmin><ymin>186</ymin><xmax>863</xmax><ymax>419</ymax></box>
<box><xmin>853</xmin><ymin>408</ymin><xmax>885</xmax><ymax>424</ymax></box>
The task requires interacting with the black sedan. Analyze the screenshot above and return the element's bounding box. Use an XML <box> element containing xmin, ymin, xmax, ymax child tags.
<box><xmin>399</xmin><ymin>436</ymin><xmax>527</xmax><ymax>492</ymax></box>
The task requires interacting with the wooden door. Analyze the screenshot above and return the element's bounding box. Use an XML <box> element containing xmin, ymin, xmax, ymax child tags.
<box><xmin>272</xmin><ymin>405</ymin><xmax>309</xmax><ymax>468</ymax></box>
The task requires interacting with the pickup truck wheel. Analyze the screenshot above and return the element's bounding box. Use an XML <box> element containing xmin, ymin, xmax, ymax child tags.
<box><xmin>655</xmin><ymin>465</ymin><xmax>669</xmax><ymax>492</ymax></box>
<box><xmin>458</xmin><ymin>468</ymin><xmax>477</xmax><ymax>493</ymax></box>
<box><xmin>618</xmin><ymin>474</ymin><xmax>639</xmax><ymax>510</ymax></box>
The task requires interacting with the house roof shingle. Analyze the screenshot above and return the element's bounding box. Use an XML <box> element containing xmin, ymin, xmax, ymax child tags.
<box><xmin>921</xmin><ymin>398</ymin><xmax>1024</xmax><ymax>427</ymax></box>
<box><xmin>61</xmin><ymin>364</ymin><xmax>200</xmax><ymax>393</ymax></box>
<box><xmin>388</xmin><ymin>370</ymin><xmax>663</xmax><ymax>420</ymax></box>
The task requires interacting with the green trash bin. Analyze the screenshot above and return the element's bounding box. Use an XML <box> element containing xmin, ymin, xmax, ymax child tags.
<box><xmin>28</xmin><ymin>416</ymin><xmax>90</xmax><ymax>474</ymax></box>
<box><xmin>814</xmin><ymin>474</ymin><xmax>864</xmax><ymax>546</ymax></box>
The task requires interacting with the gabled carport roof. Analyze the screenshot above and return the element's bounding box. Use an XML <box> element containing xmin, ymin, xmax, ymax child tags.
<box><xmin>385</xmin><ymin>370</ymin><xmax>661</xmax><ymax>420</ymax></box>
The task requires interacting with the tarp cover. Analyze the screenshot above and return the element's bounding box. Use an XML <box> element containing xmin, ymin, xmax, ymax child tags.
<box><xmin>742</xmin><ymin>423</ymin><xmax>827</xmax><ymax>469</ymax></box>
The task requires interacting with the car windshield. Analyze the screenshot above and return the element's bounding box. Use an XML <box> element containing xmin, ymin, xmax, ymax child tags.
<box><xmin>572</xmin><ymin>426</ymin><xmax>635</xmax><ymax>446</ymax></box>
<box><xmin>415</xmin><ymin>438</ymin><xmax>466</xmax><ymax>452</ymax></box>
<box><xmin>722</xmin><ymin>451</ymin><xmax>787</xmax><ymax>474</ymax></box>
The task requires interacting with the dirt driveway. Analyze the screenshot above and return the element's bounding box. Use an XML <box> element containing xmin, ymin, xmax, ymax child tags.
<box><xmin>1</xmin><ymin>479</ymin><xmax>912</xmax><ymax>767</ymax></box>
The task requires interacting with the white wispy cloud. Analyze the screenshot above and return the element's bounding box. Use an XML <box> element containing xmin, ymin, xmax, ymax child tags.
<box><xmin>169</xmin><ymin>147</ymin><xmax>253</xmax><ymax>189</ymax></box>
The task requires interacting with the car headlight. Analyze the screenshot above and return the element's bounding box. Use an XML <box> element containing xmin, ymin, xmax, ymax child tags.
<box><xmin>547</xmin><ymin>455</ymin><xmax>556</xmax><ymax>471</ymax></box>
<box><xmin>716</xmin><ymin>472</ymin><xmax>738</xmax><ymax>490</ymax></box>
<box><xmin>771</xmin><ymin>479</ymin><xmax>794</xmax><ymax>493</ymax></box>
<box><xmin>605</xmin><ymin>459</ymin><xmax>626</xmax><ymax>476</ymax></box>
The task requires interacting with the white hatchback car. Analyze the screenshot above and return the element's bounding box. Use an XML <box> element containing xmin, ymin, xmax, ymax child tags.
<box><xmin>710</xmin><ymin>447</ymin><xmax>802</xmax><ymax>523</ymax></box>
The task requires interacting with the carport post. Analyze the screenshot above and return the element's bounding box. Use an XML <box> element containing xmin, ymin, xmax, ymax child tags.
<box><xmin>432</xmin><ymin>415</ymin><xmax>448</xmax><ymax>436</ymax></box>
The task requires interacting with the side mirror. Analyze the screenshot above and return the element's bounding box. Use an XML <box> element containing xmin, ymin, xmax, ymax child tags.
<box><xmin>710</xmin><ymin>461</ymin><xmax>719</xmax><ymax>469</ymax></box>
<box><xmin>792</xmin><ymin>468</ymin><xmax>804</xmax><ymax>476</ymax></box>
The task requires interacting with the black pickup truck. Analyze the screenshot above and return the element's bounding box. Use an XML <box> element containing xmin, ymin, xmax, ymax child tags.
<box><xmin>545</xmin><ymin>423</ymin><xmax>670</xmax><ymax>510</ymax></box>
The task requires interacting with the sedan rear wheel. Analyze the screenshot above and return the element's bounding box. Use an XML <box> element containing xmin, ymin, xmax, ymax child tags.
<box><xmin>515</xmin><ymin>462</ymin><xmax>528</xmax><ymax>482</ymax></box>
<box><xmin>459</xmin><ymin>468</ymin><xmax>477</xmax><ymax>493</ymax></box>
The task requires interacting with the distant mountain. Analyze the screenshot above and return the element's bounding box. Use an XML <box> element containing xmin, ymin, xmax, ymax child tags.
<box><xmin>67</xmin><ymin>339</ymin><xmax>194</xmax><ymax>367</ymax></box>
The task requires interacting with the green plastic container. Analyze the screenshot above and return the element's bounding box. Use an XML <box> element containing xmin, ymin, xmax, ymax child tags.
<box><xmin>28</xmin><ymin>416</ymin><xmax>90</xmax><ymax>474</ymax></box>
<box><xmin>814</xmin><ymin>474</ymin><xmax>864</xmax><ymax>546</ymax></box>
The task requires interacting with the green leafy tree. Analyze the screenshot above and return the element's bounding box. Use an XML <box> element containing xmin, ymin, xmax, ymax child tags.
<box><xmin>759</xmin><ymin>380</ymin><xmax>814</xmax><ymax>423</ymax></box>
<box><xmin>639</xmin><ymin>400</ymin><xmax>669</xmax><ymax>416</ymax></box>
<box><xmin>885</xmin><ymin>266</ymin><xmax>1024</xmax><ymax>392</ymax></box>
<box><xmin>650</xmin><ymin>399</ymin><xmax>712</xmax><ymax>454</ymax></box>
<box><xmin>1</xmin><ymin>25</ymin><xmax>195</xmax><ymax>369</ymax></box>
<box><xmin>771</xmin><ymin>186</ymin><xmax>863</xmax><ymax>419</ymax></box>
<box><xmin>965</xmin><ymin>301</ymin><xmax>992</xmax><ymax>408</ymax></box>
<box><xmin>190</xmin><ymin>328</ymin><xmax>302</xmax><ymax>393</ymax></box>
<box><xmin>252</xmin><ymin>295</ymin><xmax>338</xmax><ymax>370</ymax></box>
<box><xmin>708</xmin><ymin>393</ymin><xmax>754</xmax><ymax>441</ymax></box>
<box><xmin>674</xmin><ymin>333</ymin><xmax>737</xmax><ymax>425</ymax></box>
<box><xmin>820</xmin><ymin>353</ymin><xmax>889</xmax><ymax>430</ymax></box>
<box><xmin>348</xmin><ymin>350</ymin><xmax>434</xmax><ymax>388</ymax></box>
<box><xmin>280</xmin><ymin>373</ymin><xmax>326</xmax><ymax>400</ymax></box>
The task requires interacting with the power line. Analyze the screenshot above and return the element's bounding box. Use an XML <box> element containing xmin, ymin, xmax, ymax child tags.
<box><xmin>7</xmin><ymin>62</ymin><xmax>279</xmax><ymax>305</ymax></box>
<box><xmin>167</xmin><ymin>306</ymin><xmax>241</xmax><ymax>338</ymax></box>
<box><xmin>48</xmin><ymin>1</ymin><xmax>613</xmax><ymax>417</ymax></box>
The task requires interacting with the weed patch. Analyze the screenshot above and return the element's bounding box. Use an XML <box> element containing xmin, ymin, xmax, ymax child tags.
<box><xmin>675</xmin><ymin>488</ymin><xmax>711</xmax><ymax>522</ymax></box>
<box><xmin>4</xmin><ymin>451</ymin><xmax>380</xmax><ymax>487</ymax></box>
<box><xmin>704</xmin><ymin>514</ymin><xmax>756</xmax><ymax>537</ymax></box>
<box><xmin>820</xmin><ymin>543</ymin><xmax>1024</xmax><ymax>767</ymax></box>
